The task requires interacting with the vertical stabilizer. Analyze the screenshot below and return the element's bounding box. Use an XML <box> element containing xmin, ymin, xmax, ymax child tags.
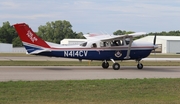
<box><xmin>14</xmin><ymin>23</ymin><xmax>50</xmax><ymax>54</ymax></box>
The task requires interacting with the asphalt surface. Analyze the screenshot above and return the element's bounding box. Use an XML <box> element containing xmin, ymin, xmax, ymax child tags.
<box><xmin>0</xmin><ymin>56</ymin><xmax>180</xmax><ymax>81</ymax></box>
<box><xmin>0</xmin><ymin>66</ymin><xmax>180</xmax><ymax>81</ymax></box>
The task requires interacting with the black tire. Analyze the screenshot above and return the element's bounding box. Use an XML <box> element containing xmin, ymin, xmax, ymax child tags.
<box><xmin>137</xmin><ymin>63</ymin><xmax>143</xmax><ymax>69</ymax></box>
<box><xmin>112</xmin><ymin>63</ymin><xmax>120</xmax><ymax>70</ymax></box>
<box><xmin>102</xmin><ymin>62</ymin><xmax>109</xmax><ymax>69</ymax></box>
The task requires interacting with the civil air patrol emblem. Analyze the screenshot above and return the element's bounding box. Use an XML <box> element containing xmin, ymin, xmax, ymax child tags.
<box><xmin>115</xmin><ymin>51</ymin><xmax>122</xmax><ymax>58</ymax></box>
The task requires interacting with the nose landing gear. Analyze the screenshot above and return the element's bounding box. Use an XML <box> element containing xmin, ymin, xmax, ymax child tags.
<box><xmin>137</xmin><ymin>63</ymin><xmax>143</xmax><ymax>69</ymax></box>
<box><xmin>136</xmin><ymin>59</ymin><xmax>143</xmax><ymax>69</ymax></box>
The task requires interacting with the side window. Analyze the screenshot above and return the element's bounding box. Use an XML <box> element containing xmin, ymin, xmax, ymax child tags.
<box><xmin>111</xmin><ymin>40</ymin><xmax>124</xmax><ymax>46</ymax></box>
<box><xmin>125</xmin><ymin>38</ymin><xmax>130</xmax><ymax>45</ymax></box>
<box><xmin>112</xmin><ymin>40</ymin><xmax>119</xmax><ymax>46</ymax></box>
<box><xmin>80</xmin><ymin>42</ymin><xmax>87</xmax><ymax>47</ymax></box>
<box><xmin>100</xmin><ymin>42</ymin><xmax>107</xmax><ymax>47</ymax></box>
<box><xmin>92</xmin><ymin>43</ymin><xmax>97</xmax><ymax>48</ymax></box>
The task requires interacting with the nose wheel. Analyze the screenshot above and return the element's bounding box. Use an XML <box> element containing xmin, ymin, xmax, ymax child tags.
<box><xmin>137</xmin><ymin>62</ymin><xmax>143</xmax><ymax>69</ymax></box>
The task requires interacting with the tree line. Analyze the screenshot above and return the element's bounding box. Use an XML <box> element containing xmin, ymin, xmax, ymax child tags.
<box><xmin>0</xmin><ymin>20</ymin><xmax>180</xmax><ymax>47</ymax></box>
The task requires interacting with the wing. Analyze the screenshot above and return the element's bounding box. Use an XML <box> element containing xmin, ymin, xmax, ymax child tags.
<box><xmin>83</xmin><ymin>32</ymin><xmax>146</xmax><ymax>41</ymax></box>
<box><xmin>100</xmin><ymin>32</ymin><xmax>147</xmax><ymax>42</ymax></box>
<box><xmin>83</xmin><ymin>33</ymin><xmax>112</xmax><ymax>40</ymax></box>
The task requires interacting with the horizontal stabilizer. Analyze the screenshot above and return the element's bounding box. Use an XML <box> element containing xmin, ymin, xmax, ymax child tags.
<box><xmin>28</xmin><ymin>49</ymin><xmax>51</xmax><ymax>55</ymax></box>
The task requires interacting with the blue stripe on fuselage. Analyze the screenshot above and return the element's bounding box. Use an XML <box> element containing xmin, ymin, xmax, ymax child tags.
<box><xmin>36</xmin><ymin>49</ymin><xmax>152</xmax><ymax>61</ymax></box>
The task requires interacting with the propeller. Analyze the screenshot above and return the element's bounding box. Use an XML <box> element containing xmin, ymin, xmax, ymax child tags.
<box><xmin>153</xmin><ymin>33</ymin><xmax>157</xmax><ymax>45</ymax></box>
<box><xmin>153</xmin><ymin>33</ymin><xmax>157</xmax><ymax>61</ymax></box>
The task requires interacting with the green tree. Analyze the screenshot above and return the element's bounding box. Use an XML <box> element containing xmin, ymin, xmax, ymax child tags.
<box><xmin>113</xmin><ymin>30</ymin><xmax>126</xmax><ymax>35</ymax></box>
<box><xmin>113</xmin><ymin>30</ymin><xmax>134</xmax><ymax>35</ymax></box>
<box><xmin>12</xmin><ymin>37</ymin><xmax>23</xmax><ymax>47</ymax></box>
<box><xmin>0</xmin><ymin>21</ymin><xmax>17</xmax><ymax>43</ymax></box>
<box><xmin>74</xmin><ymin>32</ymin><xmax>85</xmax><ymax>39</ymax></box>
<box><xmin>37</xmin><ymin>20</ymin><xmax>76</xmax><ymax>43</ymax></box>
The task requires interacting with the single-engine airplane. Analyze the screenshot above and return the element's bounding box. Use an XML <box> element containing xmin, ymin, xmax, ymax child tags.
<box><xmin>13</xmin><ymin>23</ymin><xmax>157</xmax><ymax>70</ymax></box>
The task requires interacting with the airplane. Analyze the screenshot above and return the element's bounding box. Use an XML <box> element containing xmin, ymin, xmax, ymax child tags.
<box><xmin>13</xmin><ymin>23</ymin><xmax>158</xmax><ymax>70</ymax></box>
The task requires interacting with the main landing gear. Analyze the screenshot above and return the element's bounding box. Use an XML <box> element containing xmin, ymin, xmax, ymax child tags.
<box><xmin>111</xmin><ymin>59</ymin><xmax>120</xmax><ymax>70</ymax></box>
<box><xmin>102</xmin><ymin>59</ymin><xmax>120</xmax><ymax>70</ymax></box>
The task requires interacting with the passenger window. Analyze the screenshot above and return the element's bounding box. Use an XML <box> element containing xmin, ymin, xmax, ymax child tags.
<box><xmin>92</xmin><ymin>43</ymin><xmax>97</xmax><ymax>48</ymax></box>
<box><xmin>80</xmin><ymin>42</ymin><xmax>87</xmax><ymax>47</ymax></box>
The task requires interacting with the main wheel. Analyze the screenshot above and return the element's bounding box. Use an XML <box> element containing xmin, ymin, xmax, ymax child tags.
<box><xmin>137</xmin><ymin>63</ymin><xmax>143</xmax><ymax>69</ymax></box>
<box><xmin>112</xmin><ymin>63</ymin><xmax>120</xmax><ymax>70</ymax></box>
<box><xmin>102</xmin><ymin>62</ymin><xmax>109</xmax><ymax>69</ymax></box>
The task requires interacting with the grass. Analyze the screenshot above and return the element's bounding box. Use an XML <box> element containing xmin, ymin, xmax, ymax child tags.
<box><xmin>0</xmin><ymin>60</ymin><xmax>180</xmax><ymax>66</ymax></box>
<box><xmin>0</xmin><ymin>79</ymin><xmax>180</xmax><ymax>104</ymax></box>
<box><xmin>0</xmin><ymin>53</ymin><xmax>31</xmax><ymax>57</ymax></box>
<box><xmin>148</xmin><ymin>53</ymin><xmax>180</xmax><ymax>58</ymax></box>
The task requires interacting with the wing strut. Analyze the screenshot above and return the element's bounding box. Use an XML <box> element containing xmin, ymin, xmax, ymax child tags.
<box><xmin>124</xmin><ymin>37</ymin><xmax>133</xmax><ymax>59</ymax></box>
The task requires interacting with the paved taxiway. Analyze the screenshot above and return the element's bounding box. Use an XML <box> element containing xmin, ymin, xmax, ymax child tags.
<box><xmin>0</xmin><ymin>66</ymin><xmax>180</xmax><ymax>81</ymax></box>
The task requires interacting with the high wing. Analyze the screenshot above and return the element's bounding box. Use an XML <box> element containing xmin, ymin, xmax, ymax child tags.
<box><xmin>84</xmin><ymin>32</ymin><xmax>147</xmax><ymax>59</ymax></box>
<box><xmin>102</xmin><ymin>32</ymin><xmax>146</xmax><ymax>41</ymax></box>
<box><xmin>83</xmin><ymin>32</ymin><xmax>147</xmax><ymax>41</ymax></box>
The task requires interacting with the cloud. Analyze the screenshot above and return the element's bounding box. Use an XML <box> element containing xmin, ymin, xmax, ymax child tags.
<box><xmin>0</xmin><ymin>14</ymin><xmax>54</xmax><ymax>19</ymax></box>
<box><xmin>0</xmin><ymin>0</ymin><xmax>180</xmax><ymax>33</ymax></box>
<box><xmin>1</xmin><ymin>0</ymin><xmax>180</xmax><ymax>20</ymax></box>
<box><xmin>0</xmin><ymin>1</ymin><xmax>18</xmax><ymax>8</ymax></box>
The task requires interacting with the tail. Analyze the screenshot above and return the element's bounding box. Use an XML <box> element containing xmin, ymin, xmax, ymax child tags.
<box><xmin>13</xmin><ymin>23</ymin><xmax>51</xmax><ymax>54</ymax></box>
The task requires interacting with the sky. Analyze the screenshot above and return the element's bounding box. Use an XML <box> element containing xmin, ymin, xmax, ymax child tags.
<box><xmin>0</xmin><ymin>0</ymin><xmax>180</xmax><ymax>34</ymax></box>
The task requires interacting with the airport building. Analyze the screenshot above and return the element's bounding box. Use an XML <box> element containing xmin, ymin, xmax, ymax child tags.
<box><xmin>137</xmin><ymin>36</ymin><xmax>180</xmax><ymax>53</ymax></box>
<box><xmin>2</xmin><ymin>36</ymin><xmax>180</xmax><ymax>54</ymax></box>
<box><xmin>0</xmin><ymin>43</ymin><xmax>26</xmax><ymax>53</ymax></box>
<box><xmin>60</xmin><ymin>39</ymin><xmax>87</xmax><ymax>45</ymax></box>
<box><xmin>0</xmin><ymin>43</ymin><xmax>12</xmax><ymax>53</ymax></box>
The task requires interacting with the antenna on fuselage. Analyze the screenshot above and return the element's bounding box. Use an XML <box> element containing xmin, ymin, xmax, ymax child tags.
<box><xmin>104</xmin><ymin>31</ymin><xmax>111</xmax><ymax>36</ymax></box>
<box><xmin>100</xmin><ymin>31</ymin><xmax>106</xmax><ymax>35</ymax></box>
<box><xmin>100</xmin><ymin>31</ymin><xmax>111</xmax><ymax>36</ymax></box>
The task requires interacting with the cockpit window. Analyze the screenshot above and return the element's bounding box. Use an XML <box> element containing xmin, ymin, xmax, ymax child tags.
<box><xmin>80</xmin><ymin>42</ymin><xmax>87</xmax><ymax>47</ymax></box>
